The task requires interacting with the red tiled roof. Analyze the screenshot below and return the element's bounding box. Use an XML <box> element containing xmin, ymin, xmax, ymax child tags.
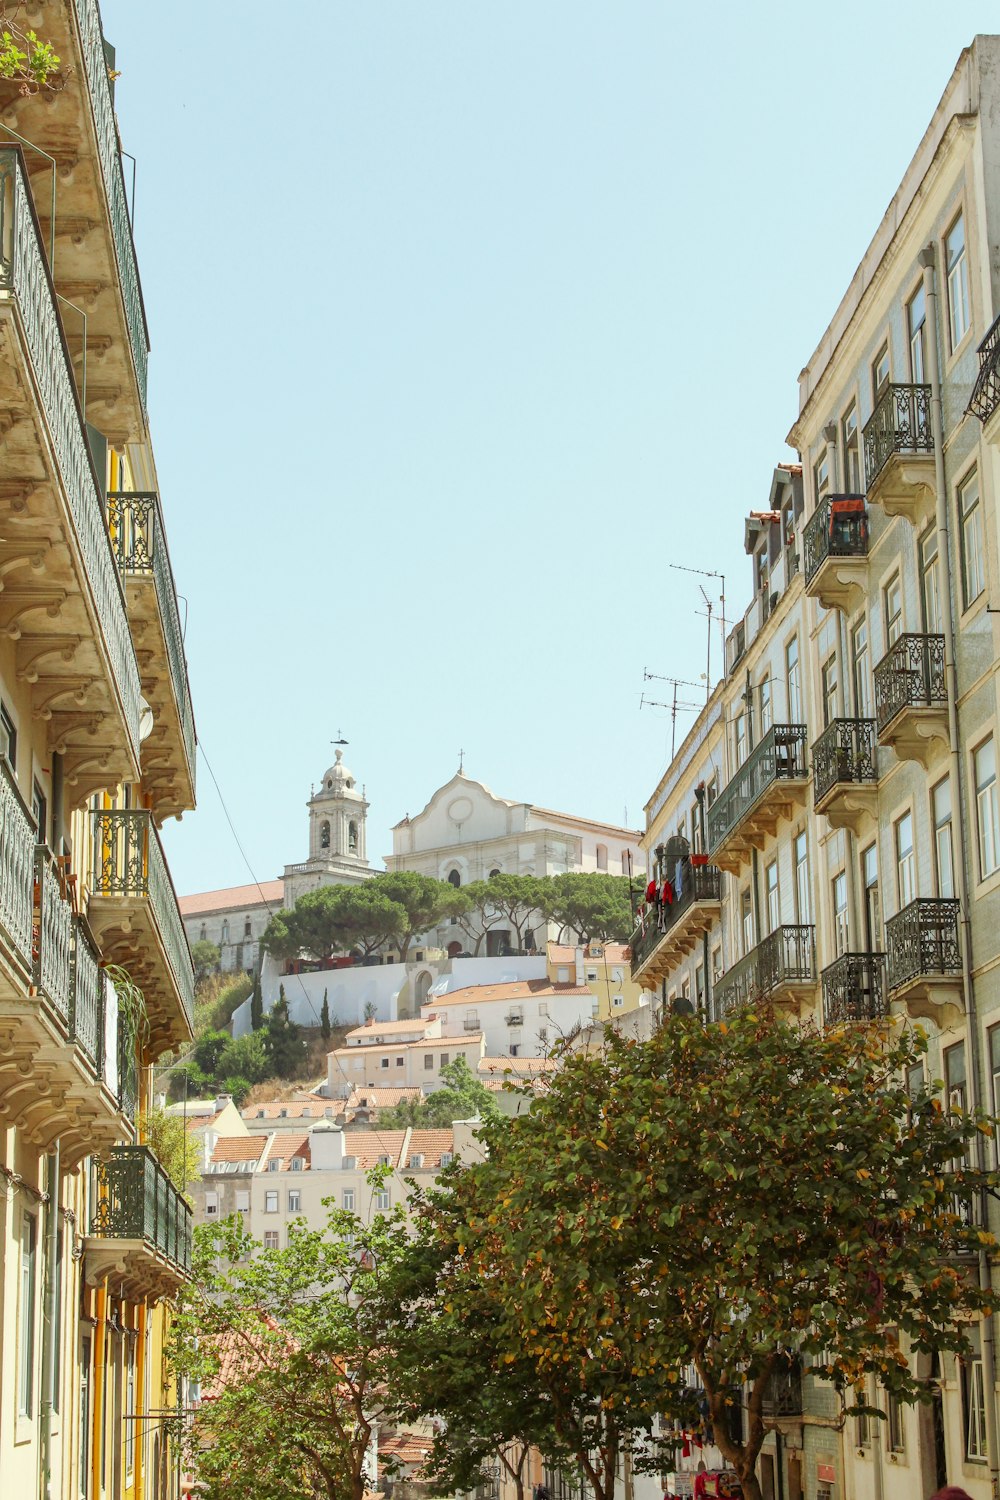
<box><xmin>211</xmin><ymin>1137</ymin><xmax>268</xmax><ymax>1164</ymax></box>
<box><xmin>185</xmin><ymin>1108</ymin><xmax>223</xmax><ymax>1132</ymax></box>
<box><xmin>379</xmin><ymin>1432</ymin><xmax>433</xmax><ymax>1470</ymax></box>
<box><xmin>478</xmin><ymin>1056</ymin><xmax>557</xmax><ymax>1074</ymax></box>
<box><xmin>405</xmin><ymin>1130</ymin><xmax>455</xmax><ymax>1168</ymax></box>
<box><xmin>178</xmin><ymin>879</ymin><xmax>284</xmax><ymax>917</ymax></box>
<box><xmin>342</xmin><ymin>1129</ymin><xmax>409</xmax><ymax>1170</ymax></box>
<box><xmin>426</xmin><ymin>979</ymin><xmax>590</xmax><ymax>1008</ymax></box>
<box><xmin>345</xmin><ymin>1018</ymin><xmax>438</xmax><ymax>1040</ymax></box>
<box><xmin>329</xmin><ymin>1034</ymin><xmax>484</xmax><ymax>1056</ymax></box>
<box><xmin>242</xmin><ymin>1101</ymin><xmax>334</xmax><ymax>1122</ymax></box>
<box><xmin>264</xmin><ymin>1133</ymin><xmax>311</xmax><ymax>1170</ymax></box>
<box><xmin>346</xmin><ymin>1087</ymin><xmax>423</xmax><ymax>1108</ymax></box>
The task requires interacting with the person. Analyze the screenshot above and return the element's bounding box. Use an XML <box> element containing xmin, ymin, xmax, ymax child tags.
<box><xmin>928</xmin><ymin>1488</ymin><xmax>974</xmax><ymax>1500</ymax></box>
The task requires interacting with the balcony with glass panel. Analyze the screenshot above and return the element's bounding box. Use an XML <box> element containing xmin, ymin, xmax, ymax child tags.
<box><xmin>863</xmin><ymin>383</ymin><xmax>935</xmax><ymax>526</ymax></box>
<box><xmin>0</xmin><ymin>0</ymin><xmax>150</xmax><ymax>434</ymax></box>
<box><xmin>107</xmin><ymin>492</ymin><xmax>196</xmax><ymax>816</ymax></box>
<box><xmin>967</xmin><ymin>311</ymin><xmax>1000</xmax><ymax>442</ymax></box>
<box><xmin>87</xmin><ymin>808</ymin><xmax>195</xmax><ymax>1049</ymax></box>
<box><xmin>86</xmin><ymin>1145</ymin><xmax>192</xmax><ymax>1301</ymax></box>
<box><xmin>821</xmin><ymin>951</ymin><xmax>887</xmax><ymax>1026</ymax></box>
<box><xmin>0</xmin><ymin>146</ymin><xmax>143</xmax><ymax>798</ymax></box>
<box><xmin>811</xmin><ymin>718</ymin><xmax>879</xmax><ymax>833</ymax></box>
<box><xmin>886</xmin><ymin>898</ymin><xmax>963</xmax><ymax>1027</ymax></box>
<box><xmin>707</xmin><ymin>726</ymin><xmax>809</xmax><ymax>875</ymax></box>
<box><xmin>630</xmin><ymin>861</ymin><xmax>721</xmax><ymax>990</ymax></box>
<box><xmin>714</xmin><ymin>925</ymin><xmax>817</xmax><ymax>1019</ymax></box>
<box><xmin>803</xmin><ymin>495</ymin><xmax>869</xmax><ymax>613</ymax></box>
<box><xmin>873</xmin><ymin>633</ymin><xmax>948</xmax><ymax>767</ymax></box>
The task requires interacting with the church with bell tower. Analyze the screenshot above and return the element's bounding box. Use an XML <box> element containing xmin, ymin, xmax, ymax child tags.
<box><xmin>281</xmin><ymin>747</ymin><xmax>376</xmax><ymax>909</ymax></box>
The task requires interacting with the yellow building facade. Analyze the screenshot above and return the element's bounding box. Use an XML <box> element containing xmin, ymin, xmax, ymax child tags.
<box><xmin>0</xmin><ymin>3</ymin><xmax>197</xmax><ymax>1498</ymax></box>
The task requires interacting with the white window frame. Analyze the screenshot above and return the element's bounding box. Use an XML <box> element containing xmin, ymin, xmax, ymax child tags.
<box><xmin>895</xmin><ymin>811</ymin><xmax>916</xmax><ymax>909</ymax></box>
<box><xmin>947</xmin><ymin>211</ymin><xmax>970</xmax><ymax>351</ymax></box>
<box><xmin>975</xmin><ymin>737</ymin><xmax>1000</xmax><ymax>880</ymax></box>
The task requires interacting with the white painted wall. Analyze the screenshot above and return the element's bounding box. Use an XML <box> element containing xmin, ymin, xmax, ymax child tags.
<box><xmin>424</xmin><ymin>988</ymin><xmax>596</xmax><ymax>1058</ymax></box>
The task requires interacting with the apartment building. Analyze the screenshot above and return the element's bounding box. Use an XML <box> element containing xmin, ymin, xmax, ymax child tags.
<box><xmin>0</xmin><ymin>4</ymin><xmax>196</xmax><ymax>1499</ymax></box>
<box><xmin>630</xmin><ymin>35</ymin><xmax>1000</xmax><ymax>1500</ymax></box>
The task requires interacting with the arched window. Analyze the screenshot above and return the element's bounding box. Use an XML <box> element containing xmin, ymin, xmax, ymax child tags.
<box><xmin>447</xmin><ymin>869</ymin><xmax>461</xmax><ymax>888</ymax></box>
<box><xmin>489</xmin><ymin>867</ymin><xmax>501</xmax><ymax>879</ymax></box>
<box><xmin>221</xmin><ymin>920</ymin><xmax>229</xmax><ymax>945</ymax></box>
<box><xmin>596</xmin><ymin>844</ymin><xmax>608</xmax><ymax>871</ymax></box>
<box><xmin>320</xmin><ymin>820</ymin><xmax>330</xmax><ymax>849</ymax></box>
<box><xmin>349</xmin><ymin>821</ymin><xmax>358</xmax><ymax>853</ymax></box>
<box><xmin>199</xmin><ymin>923</ymin><xmax>207</xmax><ymax>942</ymax></box>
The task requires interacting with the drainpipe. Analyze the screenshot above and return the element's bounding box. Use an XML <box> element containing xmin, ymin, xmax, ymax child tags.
<box><xmin>50</xmin><ymin>751</ymin><xmax>63</xmax><ymax>852</ymax></box>
<box><xmin>92</xmin><ymin>1283</ymin><xmax>108</xmax><ymax>1500</ymax></box>
<box><xmin>39</xmin><ymin>1142</ymin><xmax>60</xmax><ymax>1500</ymax></box>
<box><xmin>921</xmin><ymin>242</ymin><xmax>1000</xmax><ymax>1498</ymax></box>
<box><xmin>135</xmin><ymin>1303</ymin><xmax>147</xmax><ymax>1500</ymax></box>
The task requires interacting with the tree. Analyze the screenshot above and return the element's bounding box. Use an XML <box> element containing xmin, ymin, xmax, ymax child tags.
<box><xmin>191</xmin><ymin>940</ymin><xmax>221</xmax><ymax>979</ymax></box>
<box><xmin>172</xmin><ymin>1180</ymin><xmax>413</xmax><ymax>1500</ymax></box>
<box><xmin>474</xmin><ymin>873</ymin><xmax>544</xmax><ymax>951</ymax></box>
<box><xmin>333</xmin><ymin>885</ymin><xmax>408</xmax><ymax>958</ymax></box>
<box><xmin>262</xmin><ymin>885</ymin><xmax>407</xmax><ymax>963</ymax></box>
<box><xmin>367</xmin><ymin>871</ymin><xmax>466</xmax><ymax>960</ymax></box>
<box><xmin>540</xmin><ymin>872</ymin><xmax>635</xmax><ymax>945</ymax></box>
<box><xmin>166</xmin><ymin>1061</ymin><xmax>209</xmax><ymax>1103</ymax></box>
<box><xmin>378</xmin><ymin>1057</ymin><xmax>499</xmax><ymax>1128</ymax></box>
<box><xmin>250</xmin><ymin>975</ymin><xmax>264</xmax><ymax>1032</ymax></box>
<box><xmin>450</xmin><ymin>880</ymin><xmax>516</xmax><ymax>955</ymax></box>
<box><xmin>265</xmin><ymin>987</ymin><xmax>308</xmax><ymax>1079</ymax></box>
<box><xmin>321</xmin><ymin>989</ymin><xmax>331</xmax><ymax>1042</ymax></box>
<box><xmin>435</xmin><ymin>1012</ymin><xmax>997</xmax><ymax>1500</ymax></box>
<box><xmin>218</xmin><ymin>1031</ymin><xmax>270</xmax><ymax>1088</ymax></box>
<box><xmin>139</xmin><ymin>1106</ymin><xmax>200</xmax><ymax>1197</ymax></box>
<box><xmin>0</xmin><ymin>14</ymin><xmax>60</xmax><ymax>92</ymax></box>
<box><xmin>193</xmin><ymin>1029</ymin><xmax>230</xmax><ymax>1079</ymax></box>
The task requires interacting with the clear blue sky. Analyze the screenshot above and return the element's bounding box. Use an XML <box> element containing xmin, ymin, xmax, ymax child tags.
<box><xmin>102</xmin><ymin>0</ymin><xmax>994</xmax><ymax>896</ymax></box>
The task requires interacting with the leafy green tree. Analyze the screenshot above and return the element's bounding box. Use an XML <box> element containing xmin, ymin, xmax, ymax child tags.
<box><xmin>0</xmin><ymin>15</ymin><xmax>60</xmax><ymax>91</ymax></box>
<box><xmin>193</xmin><ymin>1029</ymin><xmax>230</xmax><ymax>1079</ymax></box>
<box><xmin>476</xmin><ymin>872</ymin><xmax>545</xmax><ymax>951</ymax></box>
<box><xmin>367</xmin><ymin>871</ymin><xmax>466</xmax><ymax>960</ymax></box>
<box><xmin>435</xmin><ymin>1012</ymin><xmax>998</xmax><ymax>1500</ymax></box>
<box><xmin>166</xmin><ymin>1061</ymin><xmax>209</xmax><ymax>1103</ymax></box>
<box><xmin>220</xmin><ymin>1074</ymin><xmax>252</xmax><ymax>1107</ymax></box>
<box><xmin>265</xmin><ymin>987</ymin><xmax>308</xmax><ymax>1079</ymax></box>
<box><xmin>191</xmin><ymin>940</ymin><xmax>221</xmax><ymax>979</ymax></box>
<box><xmin>320</xmin><ymin>989</ymin><xmax>331</xmax><ymax>1042</ymax></box>
<box><xmin>172</xmin><ymin>1180</ymin><xmax>413</xmax><ymax>1500</ymax></box>
<box><xmin>218</xmin><ymin>1031</ymin><xmax>270</xmax><ymax>1087</ymax></box>
<box><xmin>378</xmin><ymin>1057</ymin><xmax>499</xmax><ymax>1128</ymax></box>
<box><xmin>139</xmin><ymin>1106</ymin><xmax>200</xmax><ymax>1197</ymax></box>
<box><xmin>450</xmin><ymin>880</ymin><xmax>517</xmax><ymax>955</ymax></box>
<box><xmin>250</xmin><ymin>975</ymin><xmax>264</xmax><ymax>1031</ymax></box>
<box><xmin>262</xmin><ymin>885</ymin><xmax>407</xmax><ymax>963</ymax></box>
<box><xmin>541</xmin><ymin>872</ymin><xmax>635</xmax><ymax>945</ymax></box>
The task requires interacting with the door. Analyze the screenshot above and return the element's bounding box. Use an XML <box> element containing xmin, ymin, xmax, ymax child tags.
<box><xmin>862</xmin><ymin>843</ymin><xmax>881</xmax><ymax>950</ymax></box>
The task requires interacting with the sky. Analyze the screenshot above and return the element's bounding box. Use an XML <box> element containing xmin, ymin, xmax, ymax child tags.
<box><xmin>100</xmin><ymin>0</ymin><xmax>996</xmax><ymax>897</ymax></box>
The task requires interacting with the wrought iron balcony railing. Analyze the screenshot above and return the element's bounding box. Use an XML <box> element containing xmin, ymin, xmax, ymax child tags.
<box><xmin>873</xmin><ymin>633</ymin><xmax>946</xmax><ymax>734</ymax></box>
<box><xmin>70</xmin><ymin>917</ymin><xmax>104</xmax><ymax>1072</ymax></box>
<box><xmin>707</xmin><ymin>726</ymin><xmax>808</xmax><ymax>855</ymax></box>
<box><xmin>73</xmin><ymin>0</ymin><xmax>150</xmax><ymax>409</ymax></box>
<box><xmin>0</xmin><ymin>758</ymin><xmax>37</xmax><ymax>978</ymax></box>
<box><xmin>107</xmin><ymin>491</ymin><xmax>197</xmax><ymax>788</ymax></box>
<box><xmin>630</xmin><ymin>863</ymin><xmax>722</xmax><ymax>976</ymax></box>
<box><xmin>0</xmin><ymin>147</ymin><xmax>143</xmax><ymax>764</ymax></box>
<box><xmin>803</xmin><ymin>495</ymin><xmax>868</xmax><ymax>585</ymax></box>
<box><xmin>463</xmin><ymin>1018</ymin><xmax>481</xmax><ymax>1031</ymax></box>
<box><xmin>91</xmin><ymin>809</ymin><xmax>195</xmax><ymax>1029</ymax></box>
<box><xmin>886</xmin><ymin>898</ymin><xmax>962</xmax><ymax>992</ymax></box>
<box><xmin>505</xmin><ymin>1013</ymin><xmax>524</xmax><ymax>1026</ymax></box>
<box><xmin>33</xmin><ymin>847</ymin><xmax>73</xmax><ymax>1027</ymax></box>
<box><xmin>968</xmin><ymin>311</ymin><xmax>1000</xmax><ymax>425</ymax></box>
<box><xmin>822</xmin><ymin>951</ymin><xmax>887</xmax><ymax>1024</ymax></box>
<box><xmin>715</xmin><ymin>926</ymin><xmax>816</xmax><ymax>1016</ymax></box>
<box><xmin>762</xmin><ymin>1356</ymin><xmax>803</xmax><ymax>1418</ymax></box>
<box><xmin>90</xmin><ymin>1145</ymin><xmax>191</xmax><ymax>1273</ymax></box>
<box><xmin>812</xmin><ymin>719</ymin><xmax>878</xmax><ymax>805</ymax></box>
<box><xmin>863</xmin><ymin>383</ymin><xmax>933</xmax><ymax>489</ymax></box>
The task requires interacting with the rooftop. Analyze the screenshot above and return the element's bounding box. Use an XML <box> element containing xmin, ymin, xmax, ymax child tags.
<box><xmin>210</xmin><ymin>1137</ymin><xmax>269</xmax><ymax>1165</ymax></box>
<box><xmin>344</xmin><ymin>1017</ymin><xmax>438</xmax><ymax>1041</ymax></box>
<box><xmin>423</xmin><ymin>979</ymin><xmax>591</xmax><ymax>1008</ymax></box>
<box><xmin>178</xmin><ymin>879</ymin><xmax>285</xmax><ymax>917</ymax></box>
<box><xmin>546</xmin><ymin>941</ymin><xmax>631</xmax><ymax>964</ymax></box>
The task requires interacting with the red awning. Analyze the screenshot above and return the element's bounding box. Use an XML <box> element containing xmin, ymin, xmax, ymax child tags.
<box><xmin>830</xmin><ymin>497</ymin><xmax>865</xmax><ymax>515</ymax></box>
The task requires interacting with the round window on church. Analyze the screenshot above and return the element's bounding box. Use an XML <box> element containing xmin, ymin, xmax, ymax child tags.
<box><xmin>320</xmin><ymin>820</ymin><xmax>330</xmax><ymax>849</ymax></box>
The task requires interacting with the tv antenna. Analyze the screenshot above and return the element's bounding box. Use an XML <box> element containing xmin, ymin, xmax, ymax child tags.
<box><xmin>640</xmin><ymin>680</ymin><xmax>705</xmax><ymax>759</ymax></box>
<box><xmin>668</xmin><ymin>563</ymin><xmax>726</xmax><ymax>695</ymax></box>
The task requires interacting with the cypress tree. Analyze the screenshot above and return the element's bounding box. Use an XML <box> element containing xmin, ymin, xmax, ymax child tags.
<box><xmin>320</xmin><ymin>988</ymin><xmax>331</xmax><ymax>1042</ymax></box>
<box><xmin>250</xmin><ymin>975</ymin><xmax>264</xmax><ymax>1031</ymax></box>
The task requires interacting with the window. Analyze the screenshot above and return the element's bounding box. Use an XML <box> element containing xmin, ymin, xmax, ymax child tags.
<box><xmin>821</xmin><ymin>655</ymin><xmax>838</xmax><ymax>728</ymax></box>
<box><xmin>0</xmin><ymin>702</ymin><xmax>16</xmax><ymax>770</ymax></box>
<box><xmin>932</xmin><ymin>778</ymin><xmax>955</xmax><ymax>898</ymax></box>
<box><xmin>596</xmin><ymin>844</ymin><xmax>608</xmax><ymax>871</ymax></box>
<box><xmin>243</xmin><ymin>918</ymin><xmax>252</xmax><ymax>939</ymax></box>
<box><xmin>856</xmin><ymin>1409</ymin><xmax>871</xmax><ymax>1447</ymax></box>
<box><xmin>267</xmin><ymin>1158</ymin><xmax>280</xmax><ymax>1171</ymax></box>
<box><xmin>872</xmin><ymin>343</ymin><xmax>890</xmax><ymax>400</ymax></box>
<box><xmin>265</xmin><ymin>1191</ymin><xmax>278</xmax><ymax>1213</ymax></box>
<box><xmin>832</xmin><ymin>872</ymin><xmax>849</xmax><ymax>956</ymax></box>
<box><xmin>947</xmin><ymin>212</ymin><xmax>970</xmax><ymax>350</ymax></box>
<box><xmin>374</xmin><ymin>1187</ymin><xmax>391</xmax><ymax>1213</ymax></box>
<box><xmin>990</xmin><ymin>1027</ymin><xmax>1000</xmax><ymax>1154</ymax></box>
<box><xmin>758</xmin><ymin>675</ymin><xmax>772</xmax><ymax>734</ymax></box>
<box><xmin>235</xmin><ymin>1190</ymin><xmax>250</xmax><ymax>1213</ymax></box>
<box><xmin>741</xmin><ymin>889</ymin><xmax>754</xmax><ymax>955</ymax></box>
<box><xmin>205</xmin><ymin>1192</ymin><xmax>219</xmax><ymax>1218</ymax></box>
<box><xmin>786</xmin><ymin>637</ymin><xmax>801</xmax><ymax>722</ymax></box>
<box><xmin>447</xmin><ymin>869</ymin><xmax>461</xmax><ymax>888</ymax></box>
<box><xmin>440</xmin><ymin>1053</ymin><xmax>449</xmax><ymax>1067</ymax></box>
<box><xmin>862</xmin><ymin>842</ymin><xmax>881</xmax><ymax>951</ymax></box>
<box><xmin>288</xmin><ymin>1190</ymin><xmax>301</xmax><ymax>1212</ymax></box>
<box><xmin>395</xmin><ymin>1055</ymin><xmax>404</xmax><ymax>1068</ymax></box>
<box><xmin>964</xmin><ymin>1356</ymin><xmax>988</xmax><ymax>1461</ymax></box>
<box><xmin>907</xmin><ymin>1062</ymin><xmax>924</xmax><ymax>1100</ymax></box>
<box><xmin>794</xmin><ymin>832</ymin><xmax>810</xmax><ymax>923</ymax></box>
<box><xmin>711</xmin><ymin>944</ymin><xmax>723</xmax><ymax>985</ymax></box>
<box><xmin>734</xmin><ymin>713</ymin><xmax>747</xmax><ymax>768</ymax></box>
<box><xmin>291</xmin><ymin>1156</ymin><xmax>303</xmax><ymax>1171</ymax></box>
<box><xmin>125</xmin><ymin>1338</ymin><xmax>136</xmax><ymax>1475</ymax></box>
<box><xmin>32</xmin><ymin>780</ymin><xmax>46</xmax><ymax>843</ymax></box>
<box><xmin>342</xmin><ymin>1189</ymin><xmax>355</xmax><ymax>1211</ymax></box>
<box><xmin>842</xmin><ymin>403</ymin><xmax>861</xmax><ymax>492</ymax></box>
<box><xmin>695</xmin><ymin>964</ymin><xmax>705</xmax><ymax>1011</ymax></box>
<box><xmin>959</xmin><ymin>469</ymin><xmax>985</xmax><ymax>608</ymax></box>
<box><xmin>851</xmin><ymin>618</ymin><xmax>871</xmax><ymax>718</ymax></box>
<box><xmin>886</xmin><ymin>1388</ymin><xmax>906</xmax><ymax>1455</ymax></box>
<box><xmin>18</xmin><ymin>1212</ymin><xmax>36</xmax><ymax>1416</ymax></box>
<box><xmin>199</xmin><ymin>923</ymin><xmax>207</xmax><ymax>943</ymax></box>
<box><xmin>423</xmin><ymin>1053</ymin><xmax>433</xmax><ymax>1071</ymax></box>
<box><xmin>884</xmin><ymin>575</ymin><xmax>902</xmax><ymax>647</ymax></box>
<box><xmin>765</xmin><ymin>860</ymin><xmax>779</xmax><ymax>934</ymax></box>
<box><xmin>538</xmin><ymin>1001</ymin><xmax>549</xmax><ymax>1017</ymax></box>
<box><xmin>263</xmin><ymin>1231</ymin><xmax>279</xmax><ymax>1250</ymax></box>
<box><xmin>895</xmin><ymin>812</ymin><xmax>915</xmax><ymax>908</ymax></box>
<box><xmin>814</xmin><ymin>452</ymin><xmax>830</xmax><ymax>502</ymax></box>
<box><xmin>975</xmin><ymin>738</ymin><xmax>1000</xmax><ymax>880</ymax></box>
<box><xmin>907</xmin><ymin>283</ymin><xmax>926</xmax><ymax>383</ymax></box>
<box><xmin>946</xmin><ymin>1042</ymin><xmax>967</xmax><ymax>1114</ymax></box>
<box><xmin>380</xmin><ymin>1057</ymin><xmax>389</xmax><ymax>1070</ymax></box>
<box><xmin>919</xmin><ymin>529</ymin><xmax>942</xmax><ymax>633</ymax></box>
<box><xmin>221</xmin><ymin>920</ymin><xmax>229</xmax><ymax>945</ymax></box>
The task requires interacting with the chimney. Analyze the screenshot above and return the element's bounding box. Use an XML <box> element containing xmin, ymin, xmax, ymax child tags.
<box><xmin>214</xmin><ymin>1095</ymin><xmax>232</xmax><ymax>1113</ymax></box>
<box><xmin>365</xmin><ymin>1016</ymin><xmax>374</xmax><ymax>1027</ymax></box>
<box><xmin>575</xmin><ymin>946</ymin><xmax>585</xmax><ymax>987</ymax></box>
<box><xmin>308</xmin><ymin>1120</ymin><xmax>345</xmax><ymax>1171</ymax></box>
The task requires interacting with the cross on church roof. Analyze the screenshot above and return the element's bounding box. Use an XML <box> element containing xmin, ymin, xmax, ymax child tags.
<box><xmin>332</xmin><ymin>729</ymin><xmax>349</xmax><ymax>746</ymax></box>
<box><xmin>458</xmin><ymin>748</ymin><xmax>465</xmax><ymax>774</ymax></box>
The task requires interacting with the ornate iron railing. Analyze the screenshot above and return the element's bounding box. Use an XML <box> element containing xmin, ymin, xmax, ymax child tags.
<box><xmin>107</xmin><ymin>491</ymin><xmax>196</xmax><ymax>789</ymax></box>
<box><xmin>873</xmin><ymin>633</ymin><xmax>946</xmax><ymax>733</ymax></box>
<box><xmin>715</xmin><ymin>926</ymin><xmax>816</xmax><ymax>1016</ymax></box>
<box><xmin>630</xmin><ymin>863</ymin><xmax>722</xmax><ymax>977</ymax></box>
<box><xmin>505</xmin><ymin>1013</ymin><xmax>524</xmax><ymax>1026</ymax></box>
<box><xmin>886</xmin><ymin>898</ymin><xmax>962</xmax><ymax>992</ymax></box>
<box><xmin>863</xmin><ymin>383</ymin><xmax>933</xmax><ymax>488</ymax></box>
<box><xmin>707</xmin><ymin>726</ymin><xmax>808</xmax><ymax>855</ymax></box>
<box><xmin>968</xmin><ymin>312</ymin><xmax>1000</xmax><ymax>425</ymax></box>
<box><xmin>70</xmin><ymin>917</ymin><xmax>104</xmax><ymax>1071</ymax></box>
<box><xmin>821</xmin><ymin>951</ymin><xmax>887</xmax><ymax>1024</ymax></box>
<box><xmin>812</xmin><ymin>719</ymin><xmax>878</xmax><ymax>805</ymax></box>
<box><xmin>762</xmin><ymin>1356</ymin><xmax>803</xmax><ymax>1418</ymax></box>
<box><xmin>33</xmin><ymin>846</ymin><xmax>73</xmax><ymax>1025</ymax></box>
<box><xmin>0</xmin><ymin>758</ymin><xmax>36</xmax><ymax>974</ymax></box>
<box><xmin>91</xmin><ymin>809</ymin><xmax>195</xmax><ymax>1029</ymax></box>
<box><xmin>72</xmin><ymin>0</ymin><xmax>149</xmax><ymax>409</ymax></box>
<box><xmin>803</xmin><ymin>495</ymin><xmax>868</xmax><ymax>585</ymax></box>
<box><xmin>0</xmin><ymin>148</ymin><xmax>143</xmax><ymax>764</ymax></box>
<box><xmin>90</xmin><ymin>1146</ymin><xmax>191</xmax><ymax>1272</ymax></box>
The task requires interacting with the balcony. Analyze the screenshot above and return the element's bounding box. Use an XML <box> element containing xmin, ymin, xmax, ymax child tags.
<box><xmin>762</xmin><ymin>1356</ymin><xmax>803</xmax><ymax>1421</ymax></box>
<box><xmin>967</xmin><ymin>311</ymin><xmax>1000</xmax><ymax>440</ymax></box>
<box><xmin>821</xmin><ymin>952</ymin><xmax>887</xmax><ymax>1026</ymax></box>
<box><xmin>803</xmin><ymin>495</ymin><xmax>869</xmax><ymax>612</ymax></box>
<box><xmin>505</xmin><ymin>1013</ymin><xmax>523</xmax><ymax>1027</ymax></box>
<box><xmin>0</xmin><ymin>0</ymin><xmax>149</xmax><ymax>433</ymax></box>
<box><xmin>0</xmin><ymin>147</ymin><xmax>143</xmax><ymax>797</ymax></box>
<box><xmin>88</xmin><ymin>809</ymin><xmax>195</xmax><ymax>1049</ymax></box>
<box><xmin>811</xmin><ymin>719</ymin><xmax>879</xmax><ymax>832</ymax></box>
<box><xmin>86</xmin><ymin>1145</ymin><xmax>192</xmax><ymax>1300</ymax></box>
<box><xmin>630</xmin><ymin>862</ymin><xmax>722</xmax><ymax>990</ymax></box>
<box><xmin>863</xmin><ymin>383</ymin><xmax>935</xmax><ymax>526</ymax></box>
<box><xmin>715</xmin><ymin>926</ymin><xmax>817</xmax><ymax>1018</ymax></box>
<box><xmin>873</xmin><ymin>634</ymin><xmax>948</xmax><ymax>767</ymax></box>
<box><xmin>886</xmin><ymin>898</ymin><xmax>963</xmax><ymax>1027</ymax></box>
<box><xmin>107</xmin><ymin>492</ymin><xmax>197</xmax><ymax>816</ymax></box>
<box><xmin>463</xmin><ymin>1018</ymin><xmax>480</xmax><ymax>1031</ymax></box>
<box><xmin>707</xmin><ymin>726</ymin><xmax>809</xmax><ymax>874</ymax></box>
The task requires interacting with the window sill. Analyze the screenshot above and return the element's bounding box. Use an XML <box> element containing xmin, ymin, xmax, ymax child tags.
<box><xmin>974</xmin><ymin>867</ymin><xmax>1000</xmax><ymax>902</ymax></box>
<box><xmin>946</xmin><ymin>325</ymin><xmax>975</xmax><ymax>374</ymax></box>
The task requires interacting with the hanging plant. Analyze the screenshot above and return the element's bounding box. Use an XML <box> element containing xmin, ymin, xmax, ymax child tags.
<box><xmin>0</xmin><ymin>7</ymin><xmax>61</xmax><ymax>94</ymax></box>
<box><xmin>105</xmin><ymin>962</ymin><xmax>149</xmax><ymax>1056</ymax></box>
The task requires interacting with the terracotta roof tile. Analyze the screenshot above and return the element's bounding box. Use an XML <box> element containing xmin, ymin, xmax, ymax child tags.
<box><xmin>479</xmin><ymin>1056</ymin><xmax>557</xmax><ymax>1074</ymax></box>
<box><xmin>242</xmin><ymin>1101</ymin><xmax>334</xmax><ymax>1122</ymax></box>
<box><xmin>264</xmin><ymin>1132</ymin><xmax>311</xmax><ymax>1170</ymax></box>
<box><xmin>178</xmin><ymin>879</ymin><xmax>284</xmax><ymax>917</ymax></box>
<box><xmin>211</xmin><ymin>1137</ymin><xmax>268</xmax><ymax>1165</ymax></box>
<box><xmin>405</xmin><ymin>1129</ymin><xmax>455</xmax><ymax>1168</ymax></box>
<box><xmin>346</xmin><ymin>1087</ymin><xmax>423</xmax><ymax>1108</ymax></box>
<box><xmin>425</xmin><ymin>979</ymin><xmax>591</xmax><ymax>1008</ymax></box>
